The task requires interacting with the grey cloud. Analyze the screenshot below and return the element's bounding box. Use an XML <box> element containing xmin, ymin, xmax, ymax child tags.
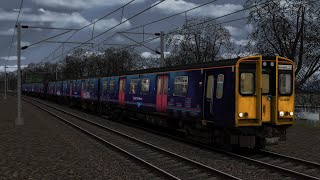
<box><xmin>31</xmin><ymin>0</ymin><xmax>146</xmax><ymax>10</ymax></box>
<box><xmin>153</xmin><ymin>0</ymin><xmax>243</xmax><ymax>17</ymax></box>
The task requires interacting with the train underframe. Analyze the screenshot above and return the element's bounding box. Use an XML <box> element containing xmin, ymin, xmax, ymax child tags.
<box><xmin>96</xmin><ymin>102</ymin><xmax>292</xmax><ymax>150</ymax></box>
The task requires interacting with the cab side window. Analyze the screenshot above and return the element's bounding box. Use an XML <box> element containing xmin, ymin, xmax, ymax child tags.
<box><xmin>279</xmin><ymin>73</ymin><xmax>292</xmax><ymax>95</ymax></box>
<box><xmin>216</xmin><ymin>74</ymin><xmax>224</xmax><ymax>99</ymax></box>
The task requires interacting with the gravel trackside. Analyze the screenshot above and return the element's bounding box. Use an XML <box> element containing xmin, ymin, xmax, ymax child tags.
<box><xmin>267</xmin><ymin>122</ymin><xmax>320</xmax><ymax>163</ymax></box>
<box><xmin>0</xmin><ymin>95</ymin><xmax>157</xmax><ymax>179</ymax></box>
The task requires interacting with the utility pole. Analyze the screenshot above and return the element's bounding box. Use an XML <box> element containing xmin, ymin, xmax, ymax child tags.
<box><xmin>16</xmin><ymin>23</ymin><xmax>23</xmax><ymax>126</ymax></box>
<box><xmin>56</xmin><ymin>67</ymin><xmax>58</xmax><ymax>81</ymax></box>
<box><xmin>160</xmin><ymin>31</ymin><xmax>165</xmax><ymax>68</ymax></box>
<box><xmin>4</xmin><ymin>66</ymin><xmax>7</xmax><ymax>100</ymax></box>
<box><xmin>155</xmin><ymin>31</ymin><xmax>165</xmax><ymax>67</ymax></box>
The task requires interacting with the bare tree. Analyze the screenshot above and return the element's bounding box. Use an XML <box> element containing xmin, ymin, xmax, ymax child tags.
<box><xmin>165</xmin><ymin>18</ymin><xmax>233</xmax><ymax>66</ymax></box>
<box><xmin>58</xmin><ymin>47</ymin><xmax>140</xmax><ymax>79</ymax></box>
<box><xmin>245</xmin><ymin>0</ymin><xmax>320</xmax><ymax>89</ymax></box>
<box><xmin>22</xmin><ymin>62</ymin><xmax>58</xmax><ymax>83</ymax></box>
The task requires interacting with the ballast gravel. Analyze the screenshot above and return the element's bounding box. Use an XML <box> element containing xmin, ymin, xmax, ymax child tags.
<box><xmin>0</xmin><ymin>95</ymin><xmax>159</xmax><ymax>179</ymax></box>
<box><xmin>266</xmin><ymin>122</ymin><xmax>320</xmax><ymax>164</ymax></box>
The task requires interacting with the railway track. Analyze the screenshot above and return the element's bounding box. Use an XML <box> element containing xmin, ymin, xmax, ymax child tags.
<box><xmin>23</xmin><ymin>96</ymin><xmax>320</xmax><ymax>179</ymax></box>
<box><xmin>249</xmin><ymin>150</ymin><xmax>320</xmax><ymax>179</ymax></box>
<box><xmin>126</xmin><ymin>121</ymin><xmax>320</xmax><ymax>180</ymax></box>
<box><xmin>23</xmin><ymin>97</ymin><xmax>239</xmax><ymax>180</ymax></box>
<box><xmin>116</xmin><ymin>120</ymin><xmax>320</xmax><ymax>180</ymax></box>
<box><xmin>99</xmin><ymin>113</ymin><xmax>320</xmax><ymax>180</ymax></box>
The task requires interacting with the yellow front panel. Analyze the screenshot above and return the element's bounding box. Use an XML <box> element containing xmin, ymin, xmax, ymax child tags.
<box><xmin>238</xmin><ymin>96</ymin><xmax>256</xmax><ymax>118</ymax></box>
<box><xmin>237</xmin><ymin>96</ymin><xmax>260</xmax><ymax>126</ymax></box>
<box><xmin>277</xmin><ymin>96</ymin><xmax>294</xmax><ymax>124</ymax></box>
<box><xmin>262</xmin><ymin>96</ymin><xmax>271</xmax><ymax>122</ymax></box>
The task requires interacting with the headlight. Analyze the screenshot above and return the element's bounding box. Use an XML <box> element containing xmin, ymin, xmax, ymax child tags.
<box><xmin>289</xmin><ymin>111</ymin><xmax>294</xmax><ymax>116</ymax></box>
<box><xmin>239</xmin><ymin>113</ymin><xmax>244</xmax><ymax>118</ymax></box>
<box><xmin>279</xmin><ymin>111</ymin><xmax>284</xmax><ymax>117</ymax></box>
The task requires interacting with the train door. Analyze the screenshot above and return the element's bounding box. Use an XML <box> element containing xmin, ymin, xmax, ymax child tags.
<box><xmin>204</xmin><ymin>74</ymin><xmax>215</xmax><ymax>118</ymax></box>
<box><xmin>261</xmin><ymin>72</ymin><xmax>272</xmax><ymax>122</ymax></box>
<box><xmin>70</xmin><ymin>81</ymin><xmax>73</xmax><ymax>96</ymax></box>
<box><xmin>156</xmin><ymin>75</ymin><xmax>168</xmax><ymax>112</ymax></box>
<box><xmin>81</xmin><ymin>80</ymin><xmax>85</xmax><ymax>98</ymax></box>
<box><xmin>237</xmin><ymin>56</ymin><xmax>263</xmax><ymax>126</ymax></box>
<box><xmin>118</xmin><ymin>78</ymin><xmax>126</xmax><ymax>107</ymax></box>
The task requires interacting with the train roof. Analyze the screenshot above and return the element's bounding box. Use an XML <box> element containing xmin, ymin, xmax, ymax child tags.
<box><xmin>27</xmin><ymin>56</ymin><xmax>285</xmax><ymax>83</ymax></box>
<box><xmin>86</xmin><ymin>55</ymin><xmax>280</xmax><ymax>78</ymax></box>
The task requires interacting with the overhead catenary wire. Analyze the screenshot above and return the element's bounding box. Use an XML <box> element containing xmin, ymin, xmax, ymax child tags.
<box><xmin>37</xmin><ymin>0</ymin><xmax>219</xmax><ymax>64</ymax></box>
<box><xmin>20</xmin><ymin>25</ymin><xmax>79</xmax><ymax>31</ymax></box>
<box><xmin>123</xmin><ymin>0</ymin><xmax>220</xmax><ymax>33</ymax></box>
<box><xmin>40</xmin><ymin>0</ymin><xmax>166</xmax><ymax>64</ymax></box>
<box><xmin>37</xmin><ymin>0</ymin><xmax>314</xmax><ymax>64</ymax></box>
<box><xmin>37</xmin><ymin>0</ymin><xmax>137</xmax><ymax>63</ymax></box>
<box><xmin>50</xmin><ymin>1</ymin><xmax>271</xmax><ymax>62</ymax></box>
<box><xmin>39</xmin><ymin>0</ymin><xmax>230</xmax><ymax>63</ymax></box>
<box><xmin>45</xmin><ymin>15</ymin><xmax>248</xmax><ymax>63</ymax></box>
<box><xmin>103</xmin><ymin>36</ymin><xmax>160</xmax><ymax>48</ymax></box>
<box><xmin>119</xmin><ymin>33</ymin><xmax>158</xmax><ymax>52</ymax></box>
<box><xmin>77</xmin><ymin>1</ymin><xmax>267</xmax><ymax>57</ymax></box>
<box><xmin>21</xmin><ymin>30</ymin><xmax>75</xmax><ymax>49</ymax></box>
<box><xmin>5</xmin><ymin>0</ymin><xmax>24</xmax><ymax>68</ymax></box>
<box><xmin>40</xmin><ymin>1</ymin><xmax>264</xmax><ymax>64</ymax></box>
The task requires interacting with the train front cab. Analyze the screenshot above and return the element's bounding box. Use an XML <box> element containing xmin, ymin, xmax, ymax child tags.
<box><xmin>235</xmin><ymin>55</ymin><xmax>294</xmax><ymax>148</ymax></box>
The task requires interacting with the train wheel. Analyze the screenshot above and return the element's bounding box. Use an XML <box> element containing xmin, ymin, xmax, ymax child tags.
<box><xmin>255</xmin><ymin>137</ymin><xmax>266</xmax><ymax>150</ymax></box>
<box><xmin>111</xmin><ymin>110</ymin><xmax>120</xmax><ymax>121</ymax></box>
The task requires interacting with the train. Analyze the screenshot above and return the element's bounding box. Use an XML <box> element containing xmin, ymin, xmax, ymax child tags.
<box><xmin>22</xmin><ymin>55</ymin><xmax>295</xmax><ymax>149</ymax></box>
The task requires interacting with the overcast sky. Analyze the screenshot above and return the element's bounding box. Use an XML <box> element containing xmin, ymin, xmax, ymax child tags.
<box><xmin>0</xmin><ymin>0</ymin><xmax>251</xmax><ymax>72</ymax></box>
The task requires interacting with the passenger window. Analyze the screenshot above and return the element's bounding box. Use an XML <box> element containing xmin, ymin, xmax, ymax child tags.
<box><xmin>240</xmin><ymin>73</ymin><xmax>254</xmax><ymax>95</ymax></box>
<box><xmin>206</xmin><ymin>75</ymin><xmax>214</xmax><ymax>99</ymax></box>
<box><xmin>262</xmin><ymin>74</ymin><xmax>270</xmax><ymax>93</ymax></box>
<box><xmin>130</xmin><ymin>79</ymin><xmax>138</xmax><ymax>94</ymax></box>
<box><xmin>279</xmin><ymin>73</ymin><xmax>292</xmax><ymax>95</ymax></box>
<box><xmin>173</xmin><ymin>76</ymin><xmax>188</xmax><ymax>97</ymax></box>
<box><xmin>141</xmin><ymin>78</ymin><xmax>150</xmax><ymax>94</ymax></box>
<box><xmin>63</xmin><ymin>82</ymin><xmax>67</xmax><ymax>92</ymax></box>
<box><xmin>102</xmin><ymin>80</ymin><xmax>107</xmax><ymax>91</ymax></box>
<box><xmin>91</xmin><ymin>81</ymin><xmax>95</xmax><ymax>91</ymax></box>
<box><xmin>86</xmin><ymin>81</ymin><xmax>90</xmax><ymax>91</ymax></box>
<box><xmin>109</xmin><ymin>80</ymin><xmax>115</xmax><ymax>93</ymax></box>
<box><xmin>216</xmin><ymin>74</ymin><xmax>224</xmax><ymax>99</ymax></box>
